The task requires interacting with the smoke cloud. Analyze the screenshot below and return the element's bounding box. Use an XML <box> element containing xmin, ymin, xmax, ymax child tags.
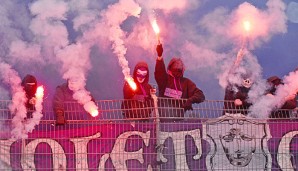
<box><xmin>0</xmin><ymin>62</ymin><xmax>27</xmax><ymax>139</ymax></box>
<box><xmin>0</xmin><ymin>0</ymin><xmax>296</xmax><ymax>133</ymax></box>
<box><xmin>249</xmin><ymin>70</ymin><xmax>298</xmax><ymax>118</ymax></box>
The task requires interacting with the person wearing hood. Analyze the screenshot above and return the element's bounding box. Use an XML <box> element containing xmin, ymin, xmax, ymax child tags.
<box><xmin>266</xmin><ymin>76</ymin><xmax>296</xmax><ymax>118</ymax></box>
<box><xmin>155</xmin><ymin>44</ymin><xmax>205</xmax><ymax>121</ymax></box>
<box><xmin>122</xmin><ymin>61</ymin><xmax>153</xmax><ymax>120</ymax></box>
<box><xmin>53</xmin><ymin>78</ymin><xmax>96</xmax><ymax>125</ymax></box>
<box><xmin>223</xmin><ymin>74</ymin><xmax>253</xmax><ymax>115</ymax></box>
<box><xmin>21</xmin><ymin>74</ymin><xmax>38</xmax><ymax>118</ymax></box>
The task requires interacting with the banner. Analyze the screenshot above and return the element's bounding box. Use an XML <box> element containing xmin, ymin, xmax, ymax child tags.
<box><xmin>1</xmin><ymin>114</ymin><xmax>298</xmax><ymax>170</ymax></box>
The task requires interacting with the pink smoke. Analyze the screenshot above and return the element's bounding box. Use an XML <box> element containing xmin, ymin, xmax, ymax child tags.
<box><xmin>228</xmin><ymin>0</ymin><xmax>287</xmax><ymax>49</ymax></box>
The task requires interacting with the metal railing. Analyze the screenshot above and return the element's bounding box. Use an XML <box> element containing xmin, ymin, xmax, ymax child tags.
<box><xmin>0</xmin><ymin>98</ymin><xmax>297</xmax><ymax>170</ymax></box>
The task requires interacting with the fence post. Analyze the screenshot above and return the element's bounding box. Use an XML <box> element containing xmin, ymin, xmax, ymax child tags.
<box><xmin>150</xmin><ymin>88</ymin><xmax>161</xmax><ymax>170</ymax></box>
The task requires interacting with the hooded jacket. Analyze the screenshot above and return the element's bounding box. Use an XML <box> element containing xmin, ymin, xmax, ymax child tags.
<box><xmin>223</xmin><ymin>85</ymin><xmax>252</xmax><ymax>115</ymax></box>
<box><xmin>155</xmin><ymin>58</ymin><xmax>205</xmax><ymax>121</ymax></box>
<box><xmin>122</xmin><ymin>62</ymin><xmax>153</xmax><ymax>120</ymax></box>
<box><xmin>21</xmin><ymin>74</ymin><xmax>37</xmax><ymax>117</ymax></box>
<box><xmin>53</xmin><ymin>82</ymin><xmax>96</xmax><ymax>121</ymax></box>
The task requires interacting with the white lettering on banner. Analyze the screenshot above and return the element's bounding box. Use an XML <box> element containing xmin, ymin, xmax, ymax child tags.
<box><xmin>159</xmin><ymin>129</ymin><xmax>202</xmax><ymax>170</ymax></box>
<box><xmin>0</xmin><ymin>139</ymin><xmax>14</xmax><ymax>169</ymax></box>
<box><xmin>164</xmin><ymin>88</ymin><xmax>182</xmax><ymax>99</ymax></box>
<box><xmin>98</xmin><ymin>154</ymin><xmax>110</xmax><ymax>170</ymax></box>
<box><xmin>110</xmin><ymin>131</ymin><xmax>151</xmax><ymax>170</ymax></box>
<box><xmin>21</xmin><ymin>138</ymin><xmax>66</xmax><ymax>170</ymax></box>
<box><xmin>70</xmin><ymin>132</ymin><xmax>101</xmax><ymax>170</ymax></box>
<box><xmin>1</xmin><ymin>123</ymin><xmax>298</xmax><ymax>170</ymax></box>
<box><xmin>277</xmin><ymin>131</ymin><xmax>298</xmax><ymax>170</ymax></box>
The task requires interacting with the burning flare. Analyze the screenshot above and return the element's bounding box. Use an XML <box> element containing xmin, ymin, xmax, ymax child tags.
<box><xmin>126</xmin><ymin>77</ymin><xmax>137</xmax><ymax>91</ymax></box>
<box><xmin>151</xmin><ymin>19</ymin><xmax>161</xmax><ymax>44</ymax></box>
<box><xmin>90</xmin><ymin>109</ymin><xmax>99</xmax><ymax>117</ymax></box>
<box><xmin>243</xmin><ymin>20</ymin><xmax>251</xmax><ymax>32</ymax></box>
<box><xmin>35</xmin><ymin>86</ymin><xmax>44</xmax><ymax>99</ymax></box>
<box><xmin>151</xmin><ymin>19</ymin><xmax>160</xmax><ymax>35</ymax></box>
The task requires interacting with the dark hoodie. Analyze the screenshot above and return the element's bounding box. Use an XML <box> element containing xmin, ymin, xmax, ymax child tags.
<box><xmin>122</xmin><ymin>62</ymin><xmax>153</xmax><ymax>120</ymax></box>
<box><xmin>21</xmin><ymin>74</ymin><xmax>37</xmax><ymax>117</ymax></box>
<box><xmin>53</xmin><ymin>82</ymin><xmax>96</xmax><ymax>121</ymax></box>
<box><xmin>155</xmin><ymin>58</ymin><xmax>205</xmax><ymax>121</ymax></box>
<box><xmin>223</xmin><ymin>85</ymin><xmax>251</xmax><ymax>115</ymax></box>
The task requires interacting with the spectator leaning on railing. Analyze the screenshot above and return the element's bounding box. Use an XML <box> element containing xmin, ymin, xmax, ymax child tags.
<box><xmin>121</xmin><ymin>61</ymin><xmax>154</xmax><ymax>121</ymax></box>
<box><xmin>154</xmin><ymin>44</ymin><xmax>205</xmax><ymax>121</ymax></box>
<box><xmin>223</xmin><ymin>74</ymin><xmax>253</xmax><ymax>115</ymax></box>
<box><xmin>53</xmin><ymin>79</ymin><xmax>96</xmax><ymax>125</ymax></box>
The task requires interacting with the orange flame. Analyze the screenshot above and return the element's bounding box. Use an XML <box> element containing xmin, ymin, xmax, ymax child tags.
<box><xmin>151</xmin><ymin>19</ymin><xmax>160</xmax><ymax>35</ymax></box>
<box><xmin>90</xmin><ymin>109</ymin><xmax>99</xmax><ymax>117</ymax></box>
<box><xmin>35</xmin><ymin>86</ymin><xmax>44</xmax><ymax>99</ymax></box>
<box><xmin>126</xmin><ymin>77</ymin><xmax>137</xmax><ymax>91</ymax></box>
<box><xmin>243</xmin><ymin>20</ymin><xmax>251</xmax><ymax>32</ymax></box>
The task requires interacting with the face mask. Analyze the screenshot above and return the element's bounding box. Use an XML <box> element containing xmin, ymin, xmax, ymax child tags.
<box><xmin>136</xmin><ymin>69</ymin><xmax>147</xmax><ymax>83</ymax></box>
<box><xmin>242</xmin><ymin>78</ymin><xmax>252</xmax><ymax>88</ymax></box>
<box><xmin>25</xmin><ymin>82</ymin><xmax>37</xmax><ymax>97</ymax></box>
<box><xmin>170</xmin><ymin>68</ymin><xmax>183</xmax><ymax>78</ymax></box>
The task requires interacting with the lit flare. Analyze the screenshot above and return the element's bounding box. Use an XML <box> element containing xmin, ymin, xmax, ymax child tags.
<box><xmin>151</xmin><ymin>19</ymin><xmax>161</xmax><ymax>44</ymax></box>
<box><xmin>151</xmin><ymin>19</ymin><xmax>160</xmax><ymax>35</ymax></box>
<box><xmin>243</xmin><ymin>20</ymin><xmax>251</xmax><ymax>32</ymax></box>
<box><xmin>35</xmin><ymin>86</ymin><xmax>44</xmax><ymax>99</ymax></box>
<box><xmin>126</xmin><ymin>77</ymin><xmax>137</xmax><ymax>91</ymax></box>
<box><xmin>91</xmin><ymin>109</ymin><xmax>99</xmax><ymax>117</ymax></box>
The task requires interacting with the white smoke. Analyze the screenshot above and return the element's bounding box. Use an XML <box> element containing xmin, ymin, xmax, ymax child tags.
<box><xmin>56</xmin><ymin>43</ymin><xmax>98</xmax><ymax>116</ymax></box>
<box><xmin>99</xmin><ymin>0</ymin><xmax>142</xmax><ymax>83</ymax></box>
<box><xmin>28</xmin><ymin>0</ymin><xmax>69</xmax><ymax>63</ymax></box>
<box><xmin>137</xmin><ymin>0</ymin><xmax>201</xmax><ymax>14</ymax></box>
<box><xmin>200</xmin><ymin>0</ymin><xmax>287</xmax><ymax>49</ymax></box>
<box><xmin>197</xmin><ymin>0</ymin><xmax>288</xmax><ymax>106</ymax></box>
<box><xmin>0</xmin><ymin>62</ymin><xmax>27</xmax><ymax>139</ymax></box>
<box><xmin>249</xmin><ymin>70</ymin><xmax>298</xmax><ymax>118</ymax></box>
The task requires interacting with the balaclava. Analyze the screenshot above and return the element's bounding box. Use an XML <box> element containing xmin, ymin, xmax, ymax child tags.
<box><xmin>167</xmin><ymin>58</ymin><xmax>185</xmax><ymax>78</ymax></box>
<box><xmin>22</xmin><ymin>74</ymin><xmax>37</xmax><ymax>98</ymax></box>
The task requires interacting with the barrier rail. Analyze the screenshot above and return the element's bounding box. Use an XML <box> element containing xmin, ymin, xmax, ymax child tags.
<box><xmin>0</xmin><ymin>99</ymin><xmax>298</xmax><ymax>170</ymax></box>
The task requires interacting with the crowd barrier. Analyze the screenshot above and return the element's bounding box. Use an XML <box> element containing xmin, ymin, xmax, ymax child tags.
<box><xmin>0</xmin><ymin>98</ymin><xmax>298</xmax><ymax>170</ymax></box>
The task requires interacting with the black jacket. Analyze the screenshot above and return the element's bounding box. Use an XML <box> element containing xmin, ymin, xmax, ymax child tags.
<box><xmin>122</xmin><ymin>62</ymin><xmax>153</xmax><ymax>120</ymax></box>
<box><xmin>155</xmin><ymin>58</ymin><xmax>205</xmax><ymax>121</ymax></box>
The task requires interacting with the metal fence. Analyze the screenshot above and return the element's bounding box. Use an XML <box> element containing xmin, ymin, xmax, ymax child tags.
<box><xmin>0</xmin><ymin>98</ymin><xmax>298</xmax><ymax>170</ymax></box>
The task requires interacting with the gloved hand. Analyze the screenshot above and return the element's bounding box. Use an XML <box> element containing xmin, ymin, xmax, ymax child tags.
<box><xmin>183</xmin><ymin>99</ymin><xmax>193</xmax><ymax>111</ymax></box>
<box><xmin>156</xmin><ymin>44</ymin><xmax>163</xmax><ymax>57</ymax></box>
<box><xmin>55</xmin><ymin>110</ymin><xmax>66</xmax><ymax>125</ymax></box>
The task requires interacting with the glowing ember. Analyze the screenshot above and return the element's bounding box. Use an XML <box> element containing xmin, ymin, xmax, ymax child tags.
<box><xmin>126</xmin><ymin>77</ymin><xmax>137</xmax><ymax>91</ymax></box>
<box><xmin>91</xmin><ymin>109</ymin><xmax>99</xmax><ymax>117</ymax></box>
<box><xmin>243</xmin><ymin>20</ymin><xmax>251</xmax><ymax>32</ymax></box>
<box><xmin>35</xmin><ymin>86</ymin><xmax>44</xmax><ymax>99</ymax></box>
<box><xmin>151</xmin><ymin>19</ymin><xmax>160</xmax><ymax>35</ymax></box>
